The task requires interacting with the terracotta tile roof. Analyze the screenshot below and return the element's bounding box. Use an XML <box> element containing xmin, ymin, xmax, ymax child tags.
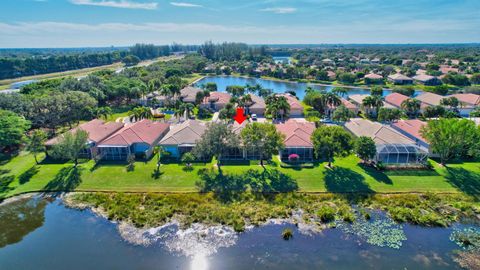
<box><xmin>45</xmin><ymin>119</ymin><xmax>124</xmax><ymax>146</ymax></box>
<box><xmin>413</xmin><ymin>74</ymin><xmax>436</xmax><ymax>82</ymax></box>
<box><xmin>341</xmin><ymin>98</ymin><xmax>358</xmax><ymax>110</ymax></box>
<box><xmin>277</xmin><ymin>93</ymin><xmax>303</xmax><ymax>110</ymax></box>
<box><xmin>344</xmin><ymin>118</ymin><xmax>414</xmax><ymax>145</ymax></box>
<box><xmin>99</xmin><ymin>119</ymin><xmax>169</xmax><ymax>146</ymax></box>
<box><xmin>275</xmin><ymin>119</ymin><xmax>315</xmax><ymax>147</ymax></box>
<box><xmin>392</xmin><ymin>119</ymin><xmax>427</xmax><ymax>143</ymax></box>
<box><xmin>385</xmin><ymin>93</ymin><xmax>409</xmax><ymax>108</ymax></box>
<box><xmin>203</xmin><ymin>92</ymin><xmax>231</xmax><ymax>105</ymax></box>
<box><xmin>159</xmin><ymin>120</ymin><xmax>207</xmax><ymax>146</ymax></box>
<box><xmin>415</xmin><ymin>92</ymin><xmax>444</xmax><ymax>106</ymax></box>
<box><xmin>450</xmin><ymin>94</ymin><xmax>480</xmax><ymax>106</ymax></box>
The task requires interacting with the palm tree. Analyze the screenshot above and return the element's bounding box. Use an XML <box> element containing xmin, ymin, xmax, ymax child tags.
<box><xmin>276</xmin><ymin>96</ymin><xmax>290</xmax><ymax>121</ymax></box>
<box><xmin>362</xmin><ymin>95</ymin><xmax>383</xmax><ymax>117</ymax></box>
<box><xmin>322</xmin><ymin>93</ymin><xmax>341</xmax><ymax>116</ymax></box>
<box><xmin>94</xmin><ymin>106</ymin><xmax>112</xmax><ymax>120</ymax></box>
<box><xmin>332</xmin><ymin>87</ymin><xmax>348</xmax><ymax>97</ymax></box>
<box><xmin>401</xmin><ymin>98</ymin><xmax>421</xmax><ymax>118</ymax></box>
<box><xmin>180</xmin><ymin>102</ymin><xmax>195</xmax><ymax>119</ymax></box>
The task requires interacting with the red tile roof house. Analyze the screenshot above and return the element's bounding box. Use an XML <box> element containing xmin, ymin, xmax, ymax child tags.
<box><xmin>325</xmin><ymin>98</ymin><xmax>359</xmax><ymax>117</ymax></box>
<box><xmin>277</xmin><ymin>93</ymin><xmax>304</xmax><ymax>117</ymax></box>
<box><xmin>200</xmin><ymin>92</ymin><xmax>232</xmax><ymax>112</ymax></box>
<box><xmin>97</xmin><ymin>119</ymin><xmax>170</xmax><ymax>160</ymax></box>
<box><xmin>275</xmin><ymin>120</ymin><xmax>316</xmax><ymax>162</ymax></box>
<box><xmin>384</xmin><ymin>93</ymin><xmax>429</xmax><ymax>112</ymax></box>
<box><xmin>391</xmin><ymin>119</ymin><xmax>431</xmax><ymax>154</ymax></box>
<box><xmin>450</xmin><ymin>93</ymin><xmax>480</xmax><ymax>117</ymax></box>
<box><xmin>45</xmin><ymin>119</ymin><xmax>124</xmax><ymax>159</ymax></box>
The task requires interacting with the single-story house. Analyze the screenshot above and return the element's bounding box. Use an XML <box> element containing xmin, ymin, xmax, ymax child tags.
<box><xmin>276</xmin><ymin>119</ymin><xmax>315</xmax><ymax>162</ymax></box>
<box><xmin>246</xmin><ymin>94</ymin><xmax>266</xmax><ymax>116</ymax></box>
<box><xmin>97</xmin><ymin>120</ymin><xmax>170</xmax><ymax>160</ymax></box>
<box><xmin>277</xmin><ymin>93</ymin><xmax>304</xmax><ymax>117</ymax></box>
<box><xmin>159</xmin><ymin>120</ymin><xmax>207</xmax><ymax>159</ymax></box>
<box><xmin>325</xmin><ymin>98</ymin><xmax>359</xmax><ymax>117</ymax></box>
<box><xmin>388</xmin><ymin>74</ymin><xmax>413</xmax><ymax>85</ymax></box>
<box><xmin>180</xmin><ymin>86</ymin><xmax>202</xmax><ymax>103</ymax></box>
<box><xmin>45</xmin><ymin>119</ymin><xmax>124</xmax><ymax>159</ymax></box>
<box><xmin>348</xmin><ymin>94</ymin><xmax>394</xmax><ymax>115</ymax></box>
<box><xmin>201</xmin><ymin>92</ymin><xmax>232</xmax><ymax>111</ymax></box>
<box><xmin>391</xmin><ymin>119</ymin><xmax>430</xmax><ymax>153</ymax></box>
<box><xmin>450</xmin><ymin>93</ymin><xmax>480</xmax><ymax>116</ymax></box>
<box><xmin>413</xmin><ymin>74</ymin><xmax>442</xmax><ymax>86</ymax></box>
<box><xmin>384</xmin><ymin>93</ymin><xmax>428</xmax><ymax>112</ymax></box>
<box><xmin>415</xmin><ymin>92</ymin><xmax>444</xmax><ymax>106</ymax></box>
<box><xmin>344</xmin><ymin>118</ymin><xmax>427</xmax><ymax>164</ymax></box>
<box><xmin>364</xmin><ymin>73</ymin><xmax>384</xmax><ymax>84</ymax></box>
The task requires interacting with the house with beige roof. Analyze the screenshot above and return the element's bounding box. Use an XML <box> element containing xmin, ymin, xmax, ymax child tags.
<box><xmin>413</xmin><ymin>74</ymin><xmax>442</xmax><ymax>86</ymax></box>
<box><xmin>450</xmin><ymin>93</ymin><xmax>480</xmax><ymax>116</ymax></box>
<box><xmin>388</xmin><ymin>73</ymin><xmax>413</xmax><ymax>85</ymax></box>
<box><xmin>277</xmin><ymin>93</ymin><xmax>304</xmax><ymax>117</ymax></box>
<box><xmin>275</xmin><ymin>119</ymin><xmax>315</xmax><ymax>161</ymax></box>
<box><xmin>180</xmin><ymin>86</ymin><xmax>202</xmax><ymax>103</ymax></box>
<box><xmin>159</xmin><ymin>120</ymin><xmax>207</xmax><ymax>158</ymax></box>
<box><xmin>97</xmin><ymin>120</ymin><xmax>170</xmax><ymax>160</ymax></box>
<box><xmin>201</xmin><ymin>92</ymin><xmax>232</xmax><ymax>111</ymax></box>
<box><xmin>245</xmin><ymin>94</ymin><xmax>266</xmax><ymax>116</ymax></box>
<box><xmin>46</xmin><ymin>119</ymin><xmax>124</xmax><ymax>159</ymax></box>
<box><xmin>344</xmin><ymin>118</ymin><xmax>427</xmax><ymax>164</ymax></box>
<box><xmin>415</xmin><ymin>92</ymin><xmax>444</xmax><ymax>106</ymax></box>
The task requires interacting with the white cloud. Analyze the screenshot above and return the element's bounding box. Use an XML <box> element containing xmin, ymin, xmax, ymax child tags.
<box><xmin>170</xmin><ymin>2</ymin><xmax>202</xmax><ymax>8</ymax></box>
<box><xmin>70</xmin><ymin>0</ymin><xmax>158</xmax><ymax>10</ymax></box>
<box><xmin>260</xmin><ymin>7</ymin><xmax>296</xmax><ymax>14</ymax></box>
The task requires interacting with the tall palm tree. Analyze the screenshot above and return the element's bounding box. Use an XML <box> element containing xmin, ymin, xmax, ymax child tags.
<box><xmin>362</xmin><ymin>95</ymin><xmax>383</xmax><ymax>117</ymax></box>
<box><xmin>332</xmin><ymin>87</ymin><xmax>347</xmax><ymax>97</ymax></box>
<box><xmin>94</xmin><ymin>106</ymin><xmax>112</xmax><ymax>120</ymax></box>
<box><xmin>180</xmin><ymin>102</ymin><xmax>195</xmax><ymax>119</ymax></box>
<box><xmin>322</xmin><ymin>93</ymin><xmax>341</xmax><ymax>116</ymax></box>
<box><xmin>401</xmin><ymin>98</ymin><xmax>421</xmax><ymax>118</ymax></box>
<box><xmin>276</xmin><ymin>96</ymin><xmax>290</xmax><ymax>121</ymax></box>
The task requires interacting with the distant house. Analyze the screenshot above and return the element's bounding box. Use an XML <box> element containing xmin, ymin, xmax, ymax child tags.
<box><xmin>275</xmin><ymin>120</ymin><xmax>315</xmax><ymax>162</ymax></box>
<box><xmin>344</xmin><ymin>118</ymin><xmax>427</xmax><ymax>164</ymax></box>
<box><xmin>159</xmin><ymin>120</ymin><xmax>207</xmax><ymax>158</ymax></box>
<box><xmin>450</xmin><ymin>93</ymin><xmax>480</xmax><ymax>116</ymax></box>
<box><xmin>415</xmin><ymin>92</ymin><xmax>444</xmax><ymax>106</ymax></box>
<box><xmin>97</xmin><ymin>120</ymin><xmax>170</xmax><ymax>160</ymax></box>
<box><xmin>327</xmin><ymin>71</ymin><xmax>336</xmax><ymax>81</ymax></box>
<box><xmin>384</xmin><ymin>93</ymin><xmax>409</xmax><ymax>109</ymax></box>
<box><xmin>45</xmin><ymin>119</ymin><xmax>124</xmax><ymax>159</ymax></box>
<box><xmin>391</xmin><ymin>119</ymin><xmax>430</xmax><ymax>153</ymax></box>
<box><xmin>348</xmin><ymin>94</ymin><xmax>393</xmax><ymax>115</ymax></box>
<box><xmin>246</xmin><ymin>94</ymin><xmax>266</xmax><ymax>116</ymax></box>
<box><xmin>413</xmin><ymin>74</ymin><xmax>442</xmax><ymax>86</ymax></box>
<box><xmin>388</xmin><ymin>74</ymin><xmax>413</xmax><ymax>85</ymax></box>
<box><xmin>277</xmin><ymin>93</ymin><xmax>303</xmax><ymax>117</ymax></box>
<box><xmin>364</xmin><ymin>73</ymin><xmax>384</xmax><ymax>84</ymax></box>
<box><xmin>180</xmin><ymin>86</ymin><xmax>202</xmax><ymax>103</ymax></box>
<box><xmin>322</xmin><ymin>59</ymin><xmax>335</xmax><ymax>66</ymax></box>
<box><xmin>201</xmin><ymin>92</ymin><xmax>232</xmax><ymax>111</ymax></box>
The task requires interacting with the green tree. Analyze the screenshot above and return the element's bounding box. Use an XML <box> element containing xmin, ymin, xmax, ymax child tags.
<box><xmin>240</xmin><ymin>122</ymin><xmax>285</xmax><ymax>168</ymax></box>
<box><xmin>332</xmin><ymin>105</ymin><xmax>354</xmax><ymax>122</ymax></box>
<box><xmin>50</xmin><ymin>129</ymin><xmax>89</xmax><ymax>167</ymax></box>
<box><xmin>94</xmin><ymin>106</ymin><xmax>112</xmax><ymax>120</ymax></box>
<box><xmin>354</xmin><ymin>136</ymin><xmax>377</xmax><ymax>163</ymax></box>
<box><xmin>370</xmin><ymin>86</ymin><xmax>383</xmax><ymax>96</ymax></box>
<box><xmin>0</xmin><ymin>110</ymin><xmax>31</xmax><ymax>151</ymax></box>
<box><xmin>204</xmin><ymin>82</ymin><xmax>217</xmax><ymax>92</ymax></box>
<box><xmin>423</xmin><ymin>105</ymin><xmax>446</xmax><ymax>118</ymax></box>
<box><xmin>266</xmin><ymin>95</ymin><xmax>290</xmax><ymax>121</ymax></box>
<box><xmin>362</xmin><ymin>95</ymin><xmax>384</xmax><ymax>117</ymax></box>
<box><xmin>27</xmin><ymin>129</ymin><xmax>47</xmax><ymax>164</ymax></box>
<box><xmin>226</xmin><ymin>85</ymin><xmax>245</xmax><ymax>97</ymax></box>
<box><xmin>192</xmin><ymin>122</ymin><xmax>239</xmax><ymax>172</ymax></box>
<box><xmin>332</xmin><ymin>87</ymin><xmax>347</xmax><ymax>97</ymax></box>
<box><xmin>181</xmin><ymin>152</ymin><xmax>196</xmax><ymax>168</ymax></box>
<box><xmin>401</xmin><ymin>98</ymin><xmax>421</xmax><ymax>118</ymax></box>
<box><xmin>420</xmin><ymin>118</ymin><xmax>480</xmax><ymax>165</ymax></box>
<box><xmin>440</xmin><ymin>97</ymin><xmax>460</xmax><ymax>112</ymax></box>
<box><xmin>219</xmin><ymin>103</ymin><xmax>237</xmax><ymax>120</ymax></box>
<box><xmin>378</xmin><ymin>108</ymin><xmax>403</xmax><ymax>122</ymax></box>
<box><xmin>122</xmin><ymin>55</ymin><xmax>141</xmax><ymax>66</ymax></box>
<box><xmin>311</xmin><ymin>125</ymin><xmax>353</xmax><ymax>167</ymax></box>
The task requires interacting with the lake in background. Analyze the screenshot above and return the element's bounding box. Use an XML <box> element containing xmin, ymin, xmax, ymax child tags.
<box><xmin>195</xmin><ymin>76</ymin><xmax>422</xmax><ymax>100</ymax></box>
<box><xmin>0</xmin><ymin>196</ymin><xmax>470</xmax><ymax>270</ymax></box>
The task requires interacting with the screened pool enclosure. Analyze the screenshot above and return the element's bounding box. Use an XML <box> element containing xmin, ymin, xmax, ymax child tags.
<box><xmin>375</xmin><ymin>144</ymin><xmax>428</xmax><ymax>164</ymax></box>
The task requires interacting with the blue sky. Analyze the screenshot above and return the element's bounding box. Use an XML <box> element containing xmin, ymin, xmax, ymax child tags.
<box><xmin>0</xmin><ymin>0</ymin><xmax>479</xmax><ymax>47</ymax></box>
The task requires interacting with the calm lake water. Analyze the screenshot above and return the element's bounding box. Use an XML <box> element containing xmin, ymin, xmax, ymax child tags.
<box><xmin>0</xmin><ymin>196</ymin><xmax>470</xmax><ymax>270</ymax></box>
<box><xmin>195</xmin><ymin>76</ymin><xmax>422</xmax><ymax>100</ymax></box>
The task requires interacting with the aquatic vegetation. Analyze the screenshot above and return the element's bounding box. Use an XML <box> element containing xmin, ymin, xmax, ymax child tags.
<box><xmin>282</xmin><ymin>228</ymin><xmax>293</xmax><ymax>240</ymax></box>
<box><xmin>450</xmin><ymin>227</ymin><xmax>480</xmax><ymax>250</ymax></box>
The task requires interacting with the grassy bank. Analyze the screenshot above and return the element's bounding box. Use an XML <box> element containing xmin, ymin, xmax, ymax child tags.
<box><xmin>68</xmin><ymin>192</ymin><xmax>480</xmax><ymax>231</ymax></box>
<box><xmin>2</xmin><ymin>151</ymin><xmax>480</xmax><ymax>200</ymax></box>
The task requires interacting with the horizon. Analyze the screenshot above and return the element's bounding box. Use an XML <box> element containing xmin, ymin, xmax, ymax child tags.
<box><xmin>1</xmin><ymin>0</ymin><xmax>479</xmax><ymax>48</ymax></box>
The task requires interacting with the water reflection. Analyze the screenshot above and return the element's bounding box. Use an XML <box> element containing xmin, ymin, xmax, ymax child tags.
<box><xmin>191</xmin><ymin>253</ymin><xmax>209</xmax><ymax>270</ymax></box>
<box><xmin>0</xmin><ymin>197</ymin><xmax>47</xmax><ymax>248</ymax></box>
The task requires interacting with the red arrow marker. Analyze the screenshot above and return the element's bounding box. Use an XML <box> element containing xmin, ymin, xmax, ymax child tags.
<box><xmin>233</xmin><ymin>107</ymin><xmax>247</xmax><ymax>124</ymax></box>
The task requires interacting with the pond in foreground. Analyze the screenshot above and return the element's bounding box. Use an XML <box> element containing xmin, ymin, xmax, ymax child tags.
<box><xmin>0</xmin><ymin>196</ymin><xmax>472</xmax><ymax>270</ymax></box>
<box><xmin>195</xmin><ymin>76</ymin><xmax>423</xmax><ymax>100</ymax></box>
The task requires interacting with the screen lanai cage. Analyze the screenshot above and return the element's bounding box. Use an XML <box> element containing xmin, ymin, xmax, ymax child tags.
<box><xmin>375</xmin><ymin>144</ymin><xmax>428</xmax><ymax>164</ymax></box>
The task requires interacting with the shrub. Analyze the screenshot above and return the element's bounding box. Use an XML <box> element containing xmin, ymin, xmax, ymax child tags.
<box><xmin>282</xmin><ymin>228</ymin><xmax>293</xmax><ymax>240</ymax></box>
<box><xmin>317</xmin><ymin>206</ymin><xmax>336</xmax><ymax>222</ymax></box>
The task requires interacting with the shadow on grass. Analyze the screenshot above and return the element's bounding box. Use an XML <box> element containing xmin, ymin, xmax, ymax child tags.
<box><xmin>324</xmin><ymin>167</ymin><xmax>374</xmax><ymax>194</ymax></box>
<box><xmin>0</xmin><ymin>175</ymin><xmax>15</xmax><ymax>194</ymax></box>
<box><xmin>19</xmin><ymin>166</ymin><xmax>39</xmax><ymax>185</ymax></box>
<box><xmin>151</xmin><ymin>168</ymin><xmax>164</xmax><ymax>179</ymax></box>
<box><xmin>358</xmin><ymin>163</ymin><xmax>393</xmax><ymax>185</ymax></box>
<box><xmin>445</xmin><ymin>167</ymin><xmax>480</xmax><ymax>200</ymax></box>
<box><xmin>44</xmin><ymin>166</ymin><xmax>83</xmax><ymax>192</ymax></box>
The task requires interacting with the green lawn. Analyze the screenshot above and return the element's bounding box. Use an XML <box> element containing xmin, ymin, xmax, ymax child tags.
<box><xmin>1</xmin><ymin>152</ymin><xmax>480</xmax><ymax>199</ymax></box>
